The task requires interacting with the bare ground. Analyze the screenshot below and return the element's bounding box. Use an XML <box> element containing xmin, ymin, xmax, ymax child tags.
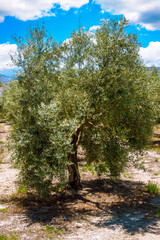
<box><xmin>0</xmin><ymin>123</ymin><xmax>160</xmax><ymax>240</ymax></box>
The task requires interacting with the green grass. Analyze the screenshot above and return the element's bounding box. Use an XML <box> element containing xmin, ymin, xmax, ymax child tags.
<box><xmin>55</xmin><ymin>229</ymin><xmax>62</xmax><ymax>235</ymax></box>
<box><xmin>41</xmin><ymin>224</ymin><xmax>63</xmax><ymax>236</ymax></box>
<box><xmin>9</xmin><ymin>236</ymin><xmax>19</xmax><ymax>240</ymax></box>
<box><xmin>17</xmin><ymin>186</ymin><xmax>27</xmax><ymax>195</ymax></box>
<box><xmin>0</xmin><ymin>235</ymin><xmax>18</xmax><ymax>240</ymax></box>
<box><xmin>0</xmin><ymin>235</ymin><xmax>8</xmax><ymax>240</ymax></box>
<box><xmin>45</xmin><ymin>224</ymin><xmax>54</xmax><ymax>234</ymax></box>
<box><xmin>145</xmin><ymin>181</ymin><xmax>159</xmax><ymax>194</ymax></box>
<box><xmin>123</xmin><ymin>173</ymin><xmax>132</xmax><ymax>178</ymax></box>
<box><xmin>82</xmin><ymin>164</ymin><xmax>96</xmax><ymax>176</ymax></box>
<box><xmin>0</xmin><ymin>207</ymin><xmax>9</xmax><ymax>213</ymax></box>
<box><xmin>155</xmin><ymin>158</ymin><xmax>159</xmax><ymax>162</ymax></box>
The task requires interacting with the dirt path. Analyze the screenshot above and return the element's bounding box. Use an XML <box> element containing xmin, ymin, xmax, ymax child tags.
<box><xmin>0</xmin><ymin>123</ymin><xmax>160</xmax><ymax>240</ymax></box>
<box><xmin>0</xmin><ymin>123</ymin><xmax>19</xmax><ymax>197</ymax></box>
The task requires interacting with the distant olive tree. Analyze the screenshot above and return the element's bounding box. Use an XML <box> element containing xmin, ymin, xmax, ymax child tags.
<box><xmin>2</xmin><ymin>19</ymin><xmax>159</xmax><ymax>197</ymax></box>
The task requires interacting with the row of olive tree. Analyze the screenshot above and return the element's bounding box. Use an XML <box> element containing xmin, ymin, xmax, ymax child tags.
<box><xmin>2</xmin><ymin>18</ymin><xmax>160</xmax><ymax>197</ymax></box>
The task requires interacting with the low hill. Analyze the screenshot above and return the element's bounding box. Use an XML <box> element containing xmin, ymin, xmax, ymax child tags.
<box><xmin>0</xmin><ymin>74</ymin><xmax>11</xmax><ymax>84</ymax></box>
<box><xmin>147</xmin><ymin>67</ymin><xmax>160</xmax><ymax>73</ymax></box>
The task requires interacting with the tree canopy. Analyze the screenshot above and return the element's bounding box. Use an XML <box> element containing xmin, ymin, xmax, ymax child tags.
<box><xmin>2</xmin><ymin>18</ymin><xmax>159</xmax><ymax>197</ymax></box>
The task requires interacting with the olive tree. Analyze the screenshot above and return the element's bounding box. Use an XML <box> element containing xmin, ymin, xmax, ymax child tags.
<box><xmin>3</xmin><ymin>19</ymin><xmax>158</xmax><ymax>197</ymax></box>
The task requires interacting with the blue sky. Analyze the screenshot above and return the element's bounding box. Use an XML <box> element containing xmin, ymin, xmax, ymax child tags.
<box><xmin>0</xmin><ymin>0</ymin><xmax>160</xmax><ymax>76</ymax></box>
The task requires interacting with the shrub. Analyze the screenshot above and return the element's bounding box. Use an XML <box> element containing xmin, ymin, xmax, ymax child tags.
<box><xmin>146</xmin><ymin>181</ymin><xmax>159</xmax><ymax>194</ymax></box>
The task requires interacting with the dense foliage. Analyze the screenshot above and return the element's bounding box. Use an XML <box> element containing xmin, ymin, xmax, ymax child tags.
<box><xmin>2</xmin><ymin>19</ymin><xmax>159</xmax><ymax>197</ymax></box>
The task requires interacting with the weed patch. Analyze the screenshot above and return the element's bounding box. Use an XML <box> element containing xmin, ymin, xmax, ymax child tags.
<box><xmin>123</xmin><ymin>173</ymin><xmax>132</xmax><ymax>178</ymax></box>
<box><xmin>41</xmin><ymin>224</ymin><xmax>63</xmax><ymax>236</ymax></box>
<box><xmin>145</xmin><ymin>181</ymin><xmax>159</xmax><ymax>194</ymax></box>
<box><xmin>0</xmin><ymin>235</ymin><xmax>18</xmax><ymax>240</ymax></box>
<box><xmin>0</xmin><ymin>235</ymin><xmax>8</xmax><ymax>240</ymax></box>
<box><xmin>0</xmin><ymin>207</ymin><xmax>8</xmax><ymax>213</ymax></box>
<box><xmin>17</xmin><ymin>186</ymin><xmax>27</xmax><ymax>195</ymax></box>
<box><xmin>154</xmin><ymin>158</ymin><xmax>159</xmax><ymax>162</ymax></box>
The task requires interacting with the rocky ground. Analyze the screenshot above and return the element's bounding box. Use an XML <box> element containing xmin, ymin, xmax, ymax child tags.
<box><xmin>0</xmin><ymin>123</ymin><xmax>160</xmax><ymax>240</ymax></box>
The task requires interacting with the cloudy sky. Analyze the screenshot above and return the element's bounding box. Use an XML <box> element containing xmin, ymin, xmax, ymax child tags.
<box><xmin>0</xmin><ymin>0</ymin><xmax>160</xmax><ymax>76</ymax></box>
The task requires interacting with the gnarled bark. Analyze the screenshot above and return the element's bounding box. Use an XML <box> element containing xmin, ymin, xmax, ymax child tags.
<box><xmin>68</xmin><ymin>123</ymin><xmax>85</xmax><ymax>190</ymax></box>
<box><xmin>68</xmin><ymin>153</ymin><xmax>82</xmax><ymax>190</ymax></box>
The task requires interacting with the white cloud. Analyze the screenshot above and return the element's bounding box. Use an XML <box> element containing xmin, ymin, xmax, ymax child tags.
<box><xmin>55</xmin><ymin>0</ymin><xmax>89</xmax><ymax>11</ymax></box>
<box><xmin>0</xmin><ymin>0</ymin><xmax>89</xmax><ymax>22</ymax></box>
<box><xmin>0</xmin><ymin>43</ymin><xmax>17</xmax><ymax>70</ymax></box>
<box><xmin>96</xmin><ymin>0</ymin><xmax>160</xmax><ymax>30</ymax></box>
<box><xmin>89</xmin><ymin>25</ymin><xmax>100</xmax><ymax>31</ymax></box>
<box><xmin>140</xmin><ymin>42</ymin><xmax>160</xmax><ymax>66</ymax></box>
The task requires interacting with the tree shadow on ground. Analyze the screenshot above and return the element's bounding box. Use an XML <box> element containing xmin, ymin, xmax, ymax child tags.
<box><xmin>11</xmin><ymin>177</ymin><xmax>160</xmax><ymax>236</ymax></box>
<box><xmin>101</xmin><ymin>203</ymin><xmax>160</xmax><ymax>235</ymax></box>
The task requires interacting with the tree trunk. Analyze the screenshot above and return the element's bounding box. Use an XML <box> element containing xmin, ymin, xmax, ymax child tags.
<box><xmin>68</xmin><ymin>125</ymin><xmax>84</xmax><ymax>190</ymax></box>
<box><xmin>68</xmin><ymin>153</ymin><xmax>82</xmax><ymax>190</ymax></box>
